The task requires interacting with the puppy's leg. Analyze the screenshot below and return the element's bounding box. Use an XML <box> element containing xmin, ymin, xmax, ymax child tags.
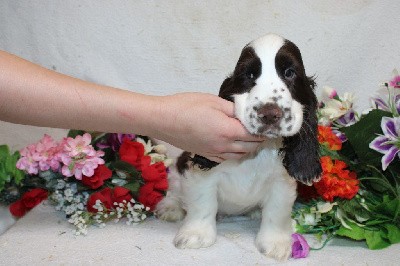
<box><xmin>256</xmin><ymin>178</ymin><xmax>297</xmax><ymax>261</ymax></box>
<box><xmin>156</xmin><ymin>169</ymin><xmax>186</xmax><ymax>222</ymax></box>
<box><xmin>174</xmin><ymin>171</ymin><xmax>218</xmax><ymax>249</ymax></box>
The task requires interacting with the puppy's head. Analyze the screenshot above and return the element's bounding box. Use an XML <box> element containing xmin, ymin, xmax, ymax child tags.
<box><xmin>220</xmin><ymin>33</ymin><xmax>322</xmax><ymax>185</ymax></box>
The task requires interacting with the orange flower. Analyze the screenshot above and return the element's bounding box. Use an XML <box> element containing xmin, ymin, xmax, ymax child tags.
<box><xmin>314</xmin><ymin>156</ymin><xmax>359</xmax><ymax>202</ymax></box>
<box><xmin>318</xmin><ymin>125</ymin><xmax>342</xmax><ymax>151</ymax></box>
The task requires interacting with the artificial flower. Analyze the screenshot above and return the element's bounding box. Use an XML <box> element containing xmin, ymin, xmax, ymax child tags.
<box><xmin>86</xmin><ymin>187</ymin><xmax>113</xmax><ymax>213</ymax></box>
<box><xmin>389</xmin><ymin>73</ymin><xmax>400</xmax><ymax>88</ymax></box>
<box><xmin>291</xmin><ymin>233</ymin><xmax>310</xmax><ymax>259</ymax></box>
<box><xmin>9</xmin><ymin>188</ymin><xmax>48</xmax><ymax>217</ymax></box>
<box><xmin>314</xmin><ymin>156</ymin><xmax>359</xmax><ymax>202</ymax></box>
<box><xmin>319</xmin><ymin>91</ymin><xmax>355</xmax><ymax>121</ymax></box>
<box><xmin>335</xmin><ymin>109</ymin><xmax>358</xmax><ymax>127</ymax></box>
<box><xmin>97</xmin><ymin>133</ymin><xmax>136</xmax><ymax>151</ymax></box>
<box><xmin>321</xmin><ymin>86</ymin><xmax>338</xmax><ymax>100</ymax></box>
<box><xmin>16</xmin><ymin>144</ymin><xmax>40</xmax><ymax>175</ymax></box>
<box><xmin>16</xmin><ymin>134</ymin><xmax>61</xmax><ymax>175</ymax></box>
<box><xmin>318</xmin><ymin>125</ymin><xmax>342</xmax><ymax>150</ymax></box>
<box><xmin>369</xmin><ymin>116</ymin><xmax>400</xmax><ymax>170</ymax></box>
<box><xmin>112</xmin><ymin>186</ymin><xmax>133</xmax><ymax>204</ymax></box>
<box><xmin>81</xmin><ymin>164</ymin><xmax>112</xmax><ymax>189</ymax></box>
<box><xmin>297</xmin><ymin>182</ymin><xmax>319</xmax><ymax>202</ymax></box>
<box><xmin>119</xmin><ymin>138</ymin><xmax>150</xmax><ymax>171</ymax></box>
<box><xmin>141</xmin><ymin>162</ymin><xmax>168</xmax><ymax>191</ymax></box>
<box><xmin>60</xmin><ymin>133</ymin><xmax>105</xmax><ymax>180</ymax></box>
<box><xmin>138</xmin><ymin>182</ymin><xmax>164</xmax><ymax>211</ymax></box>
<box><xmin>86</xmin><ymin>187</ymin><xmax>134</xmax><ymax>213</ymax></box>
<box><xmin>316</xmin><ymin>201</ymin><xmax>337</xmax><ymax>213</ymax></box>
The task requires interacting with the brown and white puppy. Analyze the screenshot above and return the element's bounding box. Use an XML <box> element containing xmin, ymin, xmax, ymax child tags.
<box><xmin>156</xmin><ymin>33</ymin><xmax>321</xmax><ymax>261</ymax></box>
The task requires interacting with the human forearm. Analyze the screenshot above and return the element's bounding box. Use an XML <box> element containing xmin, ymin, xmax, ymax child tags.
<box><xmin>0</xmin><ymin>50</ymin><xmax>164</xmax><ymax>135</ymax></box>
<box><xmin>0</xmin><ymin>50</ymin><xmax>265</xmax><ymax>161</ymax></box>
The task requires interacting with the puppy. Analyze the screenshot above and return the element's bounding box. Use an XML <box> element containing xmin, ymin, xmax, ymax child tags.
<box><xmin>156</xmin><ymin>33</ymin><xmax>321</xmax><ymax>261</ymax></box>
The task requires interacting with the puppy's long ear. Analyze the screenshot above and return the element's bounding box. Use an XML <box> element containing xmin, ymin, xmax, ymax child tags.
<box><xmin>218</xmin><ymin>76</ymin><xmax>234</xmax><ymax>102</ymax></box>
<box><xmin>280</xmin><ymin>77</ymin><xmax>322</xmax><ymax>185</ymax></box>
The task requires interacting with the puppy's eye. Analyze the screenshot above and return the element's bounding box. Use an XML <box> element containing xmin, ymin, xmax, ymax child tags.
<box><xmin>284</xmin><ymin>68</ymin><xmax>295</xmax><ymax>79</ymax></box>
<box><xmin>246</xmin><ymin>72</ymin><xmax>255</xmax><ymax>79</ymax></box>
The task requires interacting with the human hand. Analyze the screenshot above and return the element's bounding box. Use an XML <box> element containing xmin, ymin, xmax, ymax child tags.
<box><xmin>156</xmin><ymin>92</ymin><xmax>265</xmax><ymax>162</ymax></box>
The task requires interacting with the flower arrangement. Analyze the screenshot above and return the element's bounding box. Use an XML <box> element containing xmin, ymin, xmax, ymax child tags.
<box><xmin>293</xmin><ymin>70</ymin><xmax>400</xmax><ymax>250</ymax></box>
<box><xmin>1</xmin><ymin>71</ymin><xmax>400</xmax><ymax>256</ymax></box>
<box><xmin>0</xmin><ymin>131</ymin><xmax>172</xmax><ymax>235</ymax></box>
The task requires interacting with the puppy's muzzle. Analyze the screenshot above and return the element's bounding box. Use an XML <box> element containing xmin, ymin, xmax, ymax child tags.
<box><xmin>257</xmin><ymin>103</ymin><xmax>283</xmax><ymax>125</ymax></box>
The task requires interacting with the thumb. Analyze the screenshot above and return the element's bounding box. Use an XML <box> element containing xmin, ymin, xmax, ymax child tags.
<box><xmin>217</xmin><ymin>98</ymin><xmax>236</xmax><ymax>118</ymax></box>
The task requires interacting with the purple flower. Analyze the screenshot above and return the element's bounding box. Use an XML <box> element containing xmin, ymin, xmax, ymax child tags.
<box><xmin>97</xmin><ymin>133</ymin><xmax>136</xmax><ymax>151</ymax></box>
<box><xmin>291</xmin><ymin>233</ymin><xmax>310</xmax><ymax>259</ymax></box>
<box><xmin>333</xmin><ymin>129</ymin><xmax>347</xmax><ymax>143</ymax></box>
<box><xmin>369</xmin><ymin>117</ymin><xmax>400</xmax><ymax>170</ymax></box>
<box><xmin>371</xmin><ymin>96</ymin><xmax>390</xmax><ymax>111</ymax></box>
<box><xmin>336</xmin><ymin>109</ymin><xmax>357</xmax><ymax>127</ymax></box>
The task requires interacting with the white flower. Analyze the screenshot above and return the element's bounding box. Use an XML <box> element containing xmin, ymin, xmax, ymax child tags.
<box><xmin>321</xmin><ymin>86</ymin><xmax>338</xmax><ymax>100</ymax></box>
<box><xmin>153</xmin><ymin>144</ymin><xmax>167</xmax><ymax>154</ymax></box>
<box><xmin>303</xmin><ymin>213</ymin><xmax>319</xmax><ymax>226</ymax></box>
<box><xmin>136</xmin><ymin>137</ymin><xmax>153</xmax><ymax>154</ymax></box>
<box><xmin>149</xmin><ymin>153</ymin><xmax>166</xmax><ymax>163</ymax></box>
<box><xmin>317</xmin><ymin>201</ymin><xmax>337</xmax><ymax>214</ymax></box>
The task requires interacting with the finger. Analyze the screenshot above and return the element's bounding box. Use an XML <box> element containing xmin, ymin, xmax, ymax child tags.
<box><xmin>202</xmin><ymin>155</ymin><xmax>225</xmax><ymax>163</ymax></box>
<box><xmin>228</xmin><ymin>118</ymin><xmax>267</xmax><ymax>141</ymax></box>
<box><xmin>229</xmin><ymin>141</ymin><xmax>262</xmax><ymax>154</ymax></box>
<box><xmin>219</xmin><ymin>152</ymin><xmax>248</xmax><ymax>161</ymax></box>
<box><xmin>217</xmin><ymin>98</ymin><xmax>236</xmax><ymax>117</ymax></box>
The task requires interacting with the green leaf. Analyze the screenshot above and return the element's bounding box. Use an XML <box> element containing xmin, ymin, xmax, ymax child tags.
<box><xmin>372</xmin><ymin>195</ymin><xmax>400</xmax><ymax>220</ymax></box>
<box><xmin>0</xmin><ymin>145</ymin><xmax>10</xmax><ymax>161</ymax></box>
<box><xmin>384</xmin><ymin>223</ymin><xmax>400</xmax><ymax>244</ymax></box>
<box><xmin>364</xmin><ymin>229</ymin><xmax>391</xmax><ymax>250</ymax></box>
<box><xmin>341</xmin><ymin>109</ymin><xmax>392</xmax><ymax>168</ymax></box>
<box><xmin>111</xmin><ymin>160</ymin><xmax>141</xmax><ymax>180</ymax></box>
<box><xmin>123</xmin><ymin>182</ymin><xmax>141</xmax><ymax>195</ymax></box>
<box><xmin>336</xmin><ymin>222</ymin><xmax>366</xmax><ymax>241</ymax></box>
<box><xmin>67</xmin><ymin>130</ymin><xmax>86</xmax><ymax>139</ymax></box>
<box><xmin>336</xmin><ymin>222</ymin><xmax>395</xmax><ymax>249</ymax></box>
<box><xmin>0</xmin><ymin>145</ymin><xmax>24</xmax><ymax>193</ymax></box>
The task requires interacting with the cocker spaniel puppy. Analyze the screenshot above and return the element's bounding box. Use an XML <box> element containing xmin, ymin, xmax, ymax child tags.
<box><xmin>156</xmin><ymin>33</ymin><xmax>322</xmax><ymax>261</ymax></box>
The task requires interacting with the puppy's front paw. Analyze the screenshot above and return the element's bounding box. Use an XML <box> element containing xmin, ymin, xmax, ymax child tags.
<box><xmin>155</xmin><ymin>197</ymin><xmax>185</xmax><ymax>222</ymax></box>
<box><xmin>174</xmin><ymin>224</ymin><xmax>216</xmax><ymax>249</ymax></box>
<box><xmin>256</xmin><ymin>231</ymin><xmax>292</xmax><ymax>261</ymax></box>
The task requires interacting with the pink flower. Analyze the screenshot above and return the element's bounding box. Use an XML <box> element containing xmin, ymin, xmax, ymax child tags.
<box><xmin>16</xmin><ymin>144</ymin><xmax>40</xmax><ymax>175</ymax></box>
<box><xmin>16</xmin><ymin>134</ymin><xmax>62</xmax><ymax>174</ymax></box>
<box><xmin>389</xmin><ymin>75</ymin><xmax>400</xmax><ymax>89</ymax></box>
<box><xmin>60</xmin><ymin>133</ymin><xmax>105</xmax><ymax>180</ymax></box>
<box><xmin>32</xmin><ymin>134</ymin><xmax>62</xmax><ymax>171</ymax></box>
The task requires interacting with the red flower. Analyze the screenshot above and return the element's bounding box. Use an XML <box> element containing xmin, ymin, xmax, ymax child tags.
<box><xmin>297</xmin><ymin>182</ymin><xmax>319</xmax><ymax>202</ymax></box>
<box><xmin>318</xmin><ymin>125</ymin><xmax>342</xmax><ymax>151</ymax></box>
<box><xmin>9</xmin><ymin>188</ymin><xmax>48</xmax><ymax>217</ymax></box>
<box><xmin>142</xmin><ymin>162</ymin><xmax>168</xmax><ymax>190</ymax></box>
<box><xmin>138</xmin><ymin>183</ymin><xmax>164</xmax><ymax>211</ymax></box>
<box><xmin>137</xmin><ymin>162</ymin><xmax>168</xmax><ymax>210</ymax></box>
<box><xmin>119</xmin><ymin>139</ymin><xmax>150</xmax><ymax>170</ymax></box>
<box><xmin>81</xmin><ymin>164</ymin><xmax>112</xmax><ymax>189</ymax></box>
<box><xmin>314</xmin><ymin>156</ymin><xmax>359</xmax><ymax>202</ymax></box>
<box><xmin>113</xmin><ymin>186</ymin><xmax>133</xmax><ymax>204</ymax></box>
<box><xmin>86</xmin><ymin>186</ymin><xmax>133</xmax><ymax>213</ymax></box>
<box><xmin>87</xmin><ymin>187</ymin><xmax>113</xmax><ymax>213</ymax></box>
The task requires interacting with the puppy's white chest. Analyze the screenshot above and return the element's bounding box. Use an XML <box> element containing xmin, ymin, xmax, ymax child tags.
<box><xmin>212</xmin><ymin>147</ymin><xmax>288</xmax><ymax>214</ymax></box>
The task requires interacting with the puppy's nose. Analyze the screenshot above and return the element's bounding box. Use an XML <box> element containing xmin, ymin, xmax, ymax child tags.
<box><xmin>257</xmin><ymin>103</ymin><xmax>283</xmax><ymax>125</ymax></box>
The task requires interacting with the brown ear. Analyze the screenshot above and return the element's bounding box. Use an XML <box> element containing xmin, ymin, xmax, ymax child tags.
<box><xmin>280</xmin><ymin>76</ymin><xmax>322</xmax><ymax>185</ymax></box>
<box><xmin>218</xmin><ymin>76</ymin><xmax>234</xmax><ymax>102</ymax></box>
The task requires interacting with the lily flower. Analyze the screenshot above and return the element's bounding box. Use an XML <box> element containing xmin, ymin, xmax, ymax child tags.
<box><xmin>369</xmin><ymin>116</ymin><xmax>400</xmax><ymax>170</ymax></box>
